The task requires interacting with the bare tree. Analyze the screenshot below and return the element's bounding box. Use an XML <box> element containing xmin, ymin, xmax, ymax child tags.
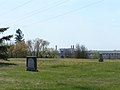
<box><xmin>41</xmin><ymin>40</ymin><xmax>50</xmax><ymax>57</ymax></box>
<box><xmin>34</xmin><ymin>38</ymin><xmax>43</xmax><ymax>57</ymax></box>
<box><xmin>26</xmin><ymin>38</ymin><xmax>50</xmax><ymax>57</ymax></box>
<box><xmin>26</xmin><ymin>40</ymin><xmax>33</xmax><ymax>56</ymax></box>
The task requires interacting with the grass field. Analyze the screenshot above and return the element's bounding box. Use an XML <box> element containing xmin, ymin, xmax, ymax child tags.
<box><xmin>0</xmin><ymin>58</ymin><xmax>120</xmax><ymax>90</ymax></box>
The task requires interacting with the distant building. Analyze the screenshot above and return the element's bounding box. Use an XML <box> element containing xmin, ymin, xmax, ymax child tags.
<box><xmin>59</xmin><ymin>48</ymin><xmax>74</xmax><ymax>58</ymax></box>
<box><xmin>88</xmin><ymin>50</ymin><xmax>120</xmax><ymax>59</ymax></box>
<box><xmin>59</xmin><ymin>48</ymin><xmax>120</xmax><ymax>59</ymax></box>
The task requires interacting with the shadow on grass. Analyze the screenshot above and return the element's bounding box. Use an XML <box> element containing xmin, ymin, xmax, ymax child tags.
<box><xmin>0</xmin><ymin>62</ymin><xmax>17</xmax><ymax>67</ymax></box>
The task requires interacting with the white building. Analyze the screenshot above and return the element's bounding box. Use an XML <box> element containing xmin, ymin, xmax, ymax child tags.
<box><xmin>88</xmin><ymin>50</ymin><xmax>120</xmax><ymax>59</ymax></box>
<box><xmin>59</xmin><ymin>48</ymin><xmax>74</xmax><ymax>58</ymax></box>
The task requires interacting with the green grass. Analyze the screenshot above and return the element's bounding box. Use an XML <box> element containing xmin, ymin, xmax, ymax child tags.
<box><xmin>0</xmin><ymin>58</ymin><xmax>120</xmax><ymax>90</ymax></box>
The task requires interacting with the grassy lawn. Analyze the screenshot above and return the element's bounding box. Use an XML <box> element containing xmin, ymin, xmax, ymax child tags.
<box><xmin>0</xmin><ymin>58</ymin><xmax>120</xmax><ymax>90</ymax></box>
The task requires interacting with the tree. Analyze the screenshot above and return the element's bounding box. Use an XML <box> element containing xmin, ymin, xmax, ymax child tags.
<box><xmin>12</xmin><ymin>41</ymin><xmax>27</xmax><ymax>58</ymax></box>
<box><xmin>47</xmin><ymin>48</ymin><xmax>58</xmax><ymax>58</ymax></box>
<box><xmin>26</xmin><ymin>38</ymin><xmax>50</xmax><ymax>57</ymax></box>
<box><xmin>7</xmin><ymin>42</ymin><xmax>14</xmax><ymax>58</ymax></box>
<box><xmin>75</xmin><ymin>44</ymin><xmax>88</xmax><ymax>59</ymax></box>
<box><xmin>34</xmin><ymin>38</ymin><xmax>43</xmax><ymax>57</ymax></box>
<box><xmin>15</xmin><ymin>29</ymin><xmax>24</xmax><ymax>42</ymax></box>
<box><xmin>26</xmin><ymin>40</ymin><xmax>33</xmax><ymax>56</ymax></box>
<box><xmin>0</xmin><ymin>27</ymin><xmax>13</xmax><ymax>60</ymax></box>
<box><xmin>91</xmin><ymin>52</ymin><xmax>99</xmax><ymax>59</ymax></box>
<box><xmin>75</xmin><ymin>44</ymin><xmax>81</xmax><ymax>58</ymax></box>
<box><xmin>26</xmin><ymin>39</ymin><xmax>42</xmax><ymax>56</ymax></box>
<box><xmin>80</xmin><ymin>45</ymin><xmax>88</xmax><ymax>58</ymax></box>
<box><xmin>41</xmin><ymin>40</ymin><xmax>50</xmax><ymax>57</ymax></box>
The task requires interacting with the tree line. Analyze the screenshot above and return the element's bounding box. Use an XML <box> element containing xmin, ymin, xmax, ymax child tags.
<box><xmin>0</xmin><ymin>28</ymin><xmax>58</xmax><ymax>59</ymax></box>
<box><xmin>9</xmin><ymin>29</ymin><xmax>58</xmax><ymax>58</ymax></box>
<box><xmin>0</xmin><ymin>27</ymin><xmax>88</xmax><ymax>60</ymax></box>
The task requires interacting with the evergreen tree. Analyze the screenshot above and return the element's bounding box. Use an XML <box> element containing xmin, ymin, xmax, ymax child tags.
<box><xmin>0</xmin><ymin>27</ymin><xmax>13</xmax><ymax>60</ymax></box>
<box><xmin>15</xmin><ymin>29</ymin><xmax>24</xmax><ymax>42</ymax></box>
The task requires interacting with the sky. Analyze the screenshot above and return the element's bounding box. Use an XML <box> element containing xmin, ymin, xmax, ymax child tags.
<box><xmin>0</xmin><ymin>0</ymin><xmax>120</xmax><ymax>50</ymax></box>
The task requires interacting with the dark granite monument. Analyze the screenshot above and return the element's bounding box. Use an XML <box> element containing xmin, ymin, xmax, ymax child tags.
<box><xmin>26</xmin><ymin>56</ymin><xmax>38</xmax><ymax>71</ymax></box>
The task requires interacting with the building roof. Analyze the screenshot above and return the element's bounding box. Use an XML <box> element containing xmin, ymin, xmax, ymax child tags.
<box><xmin>88</xmin><ymin>50</ymin><xmax>120</xmax><ymax>54</ymax></box>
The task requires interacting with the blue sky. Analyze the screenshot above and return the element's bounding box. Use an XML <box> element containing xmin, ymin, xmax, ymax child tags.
<box><xmin>0</xmin><ymin>0</ymin><xmax>120</xmax><ymax>50</ymax></box>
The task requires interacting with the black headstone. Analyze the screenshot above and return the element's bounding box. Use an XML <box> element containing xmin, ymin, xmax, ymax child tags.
<box><xmin>99</xmin><ymin>54</ymin><xmax>104</xmax><ymax>62</ymax></box>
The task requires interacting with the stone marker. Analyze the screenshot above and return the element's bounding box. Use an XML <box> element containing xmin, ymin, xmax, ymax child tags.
<box><xmin>26</xmin><ymin>56</ymin><xmax>38</xmax><ymax>71</ymax></box>
<box><xmin>99</xmin><ymin>54</ymin><xmax>104</xmax><ymax>62</ymax></box>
